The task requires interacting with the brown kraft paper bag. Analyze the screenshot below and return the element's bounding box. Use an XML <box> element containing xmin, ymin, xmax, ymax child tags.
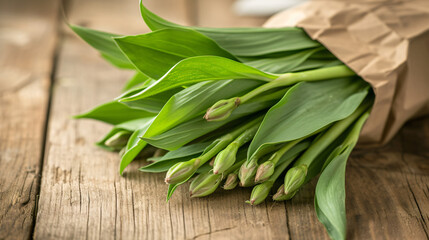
<box><xmin>264</xmin><ymin>0</ymin><xmax>429</xmax><ymax>146</ymax></box>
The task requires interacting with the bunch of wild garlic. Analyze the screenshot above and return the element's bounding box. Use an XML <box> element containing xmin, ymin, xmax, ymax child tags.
<box><xmin>72</xmin><ymin>3</ymin><xmax>373</xmax><ymax>239</ymax></box>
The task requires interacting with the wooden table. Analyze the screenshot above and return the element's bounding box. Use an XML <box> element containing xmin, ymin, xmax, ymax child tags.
<box><xmin>1</xmin><ymin>0</ymin><xmax>428</xmax><ymax>239</ymax></box>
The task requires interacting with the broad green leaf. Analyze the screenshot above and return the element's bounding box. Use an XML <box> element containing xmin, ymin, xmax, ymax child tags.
<box><xmin>314</xmin><ymin>151</ymin><xmax>349</xmax><ymax>240</ymax></box>
<box><xmin>144</xmin><ymin>79</ymin><xmax>261</xmax><ymax>138</ymax></box>
<box><xmin>249</xmin><ymin>78</ymin><xmax>369</xmax><ymax>158</ymax></box>
<box><xmin>122</xmin><ymin>88</ymin><xmax>180</xmax><ymax>113</ymax></box>
<box><xmin>143</xmin><ymin>97</ymin><xmax>278</xmax><ymax>151</ymax></box>
<box><xmin>309</xmin><ymin>49</ymin><xmax>337</xmax><ymax>60</ymax></box>
<box><xmin>119</xmin><ymin>117</ymin><xmax>155</xmax><ymax>175</ymax></box>
<box><xmin>114</xmin><ymin>28</ymin><xmax>237</xmax><ymax>79</ymax></box>
<box><xmin>122</xmin><ymin>72</ymin><xmax>151</xmax><ymax>92</ymax></box>
<box><xmin>315</xmin><ymin>111</ymin><xmax>370</xmax><ymax>240</ymax></box>
<box><xmin>245</xmin><ymin>48</ymin><xmax>322</xmax><ymax>74</ymax></box>
<box><xmin>69</xmin><ymin>25</ymin><xmax>133</xmax><ymax>69</ymax></box>
<box><xmin>119</xmin><ymin>56</ymin><xmax>277</xmax><ymax>102</ymax></box>
<box><xmin>74</xmin><ymin>101</ymin><xmax>155</xmax><ymax>125</ymax></box>
<box><xmin>292</xmin><ymin>59</ymin><xmax>343</xmax><ymax>72</ymax></box>
<box><xmin>96</xmin><ymin>118</ymin><xmax>153</xmax><ymax>151</ymax></box>
<box><xmin>139</xmin><ymin>3</ymin><xmax>320</xmax><ymax>57</ymax></box>
<box><xmin>198</xmin><ymin>29</ymin><xmax>320</xmax><ymax>57</ymax></box>
<box><xmin>157</xmin><ymin>142</ymin><xmax>212</xmax><ymax>161</ymax></box>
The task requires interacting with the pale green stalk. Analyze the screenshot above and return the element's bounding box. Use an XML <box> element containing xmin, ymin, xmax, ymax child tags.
<box><xmin>205</xmin><ymin>65</ymin><xmax>355</xmax><ymax>122</ymax></box>
<box><xmin>241</xmin><ymin>65</ymin><xmax>355</xmax><ymax>103</ymax></box>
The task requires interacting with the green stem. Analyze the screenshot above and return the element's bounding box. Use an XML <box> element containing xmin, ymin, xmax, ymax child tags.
<box><xmin>225</xmin><ymin>159</ymin><xmax>246</xmax><ymax>175</ymax></box>
<box><xmin>232</xmin><ymin>124</ymin><xmax>259</xmax><ymax>147</ymax></box>
<box><xmin>269</xmin><ymin>156</ymin><xmax>293</xmax><ymax>182</ymax></box>
<box><xmin>267</xmin><ymin>139</ymin><xmax>301</xmax><ymax>165</ymax></box>
<box><xmin>197</xmin><ymin>116</ymin><xmax>263</xmax><ymax>167</ymax></box>
<box><xmin>241</xmin><ymin>65</ymin><xmax>355</xmax><ymax>103</ymax></box>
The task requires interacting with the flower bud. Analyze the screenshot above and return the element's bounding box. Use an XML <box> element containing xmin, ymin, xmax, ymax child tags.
<box><xmin>238</xmin><ymin>158</ymin><xmax>258</xmax><ymax>187</ymax></box>
<box><xmin>246</xmin><ymin>181</ymin><xmax>273</xmax><ymax>206</ymax></box>
<box><xmin>272</xmin><ymin>184</ymin><xmax>298</xmax><ymax>201</ymax></box>
<box><xmin>165</xmin><ymin>158</ymin><xmax>200</xmax><ymax>184</ymax></box>
<box><xmin>104</xmin><ymin>131</ymin><xmax>131</xmax><ymax>150</ymax></box>
<box><xmin>189</xmin><ymin>172</ymin><xmax>222</xmax><ymax>197</ymax></box>
<box><xmin>223</xmin><ymin>173</ymin><xmax>239</xmax><ymax>190</ymax></box>
<box><xmin>255</xmin><ymin>161</ymin><xmax>275</xmax><ymax>183</ymax></box>
<box><xmin>213</xmin><ymin>142</ymin><xmax>239</xmax><ymax>174</ymax></box>
<box><xmin>204</xmin><ymin>97</ymin><xmax>240</xmax><ymax>122</ymax></box>
<box><xmin>284</xmin><ymin>164</ymin><xmax>308</xmax><ymax>194</ymax></box>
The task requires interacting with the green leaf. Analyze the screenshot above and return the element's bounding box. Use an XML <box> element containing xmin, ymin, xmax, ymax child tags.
<box><xmin>198</xmin><ymin>29</ymin><xmax>320</xmax><ymax>57</ymax></box>
<box><xmin>114</xmin><ymin>28</ymin><xmax>237</xmax><ymax>79</ymax></box>
<box><xmin>69</xmin><ymin>25</ymin><xmax>133</xmax><ymax>69</ymax></box>
<box><xmin>140</xmin><ymin>142</ymin><xmax>211</xmax><ymax>173</ymax></box>
<box><xmin>292</xmin><ymin>59</ymin><xmax>343</xmax><ymax>72</ymax></box>
<box><xmin>249</xmin><ymin>78</ymin><xmax>369</xmax><ymax>158</ymax></box>
<box><xmin>314</xmin><ymin>151</ymin><xmax>349</xmax><ymax>240</ymax></box>
<box><xmin>315</xmin><ymin>111</ymin><xmax>370</xmax><ymax>240</ymax></box>
<box><xmin>121</xmin><ymin>88</ymin><xmax>181</xmax><ymax>113</ymax></box>
<box><xmin>245</xmin><ymin>48</ymin><xmax>322</xmax><ymax>73</ymax></box>
<box><xmin>74</xmin><ymin>101</ymin><xmax>156</xmax><ymax>125</ymax></box>
<box><xmin>144</xmin><ymin>79</ymin><xmax>261</xmax><ymax>138</ymax></box>
<box><xmin>139</xmin><ymin>3</ymin><xmax>320</xmax><ymax>57</ymax></box>
<box><xmin>122</xmin><ymin>72</ymin><xmax>151</xmax><ymax>92</ymax></box>
<box><xmin>119</xmin><ymin>117</ymin><xmax>154</xmax><ymax>175</ymax></box>
<box><xmin>96</xmin><ymin>118</ymin><xmax>153</xmax><ymax>151</ymax></box>
<box><xmin>143</xmin><ymin>96</ymin><xmax>278</xmax><ymax>151</ymax></box>
<box><xmin>140</xmin><ymin>155</ymin><xmax>200</xmax><ymax>173</ymax></box>
<box><xmin>119</xmin><ymin>56</ymin><xmax>277</xmax><ymax>102</ymax></box>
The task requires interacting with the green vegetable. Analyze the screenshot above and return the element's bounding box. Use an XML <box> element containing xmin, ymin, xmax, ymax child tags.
<box><xmin>114</xmin><ymin>28</ymin><xmax>236</xmax><ymax>79</ymax></box>
<box><xmin>71</xmin><ymin>3</ymin><xmax>376</xmax><ymax>239</ymax></box>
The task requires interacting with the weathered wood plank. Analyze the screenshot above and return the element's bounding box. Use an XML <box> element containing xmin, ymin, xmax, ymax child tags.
<box><xmin>345</xmin><ymin>118</ymin><xmax>429</xmax><ymax>239</ymax></box>
<box><xmin>0</xmin><ymin>0</ymin><xmax>59</xmax><ymax>239</ymax></box>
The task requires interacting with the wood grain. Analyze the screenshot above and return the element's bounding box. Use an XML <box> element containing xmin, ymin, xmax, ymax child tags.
<box><xmin>0</xmin><ymin>0</ymin><xmax>60</xmax><ymax>239</ymax></box>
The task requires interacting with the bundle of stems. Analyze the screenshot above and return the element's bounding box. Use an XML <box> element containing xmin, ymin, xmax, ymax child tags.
<box><xmin>71</xmin><ymin>2</ymin><xmax>374</xmax><ymax>239</ymax></box>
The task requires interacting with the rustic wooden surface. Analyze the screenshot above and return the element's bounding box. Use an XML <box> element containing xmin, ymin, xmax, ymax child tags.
<box><xmin>0</xmin><ymin>0</ymin><xmax>59</xmax><ymax>239</ymax></box>
<box><xmin>0</xmin><ymin>0</ymin><xmax>428</xmax><ymax>239</ymax></box>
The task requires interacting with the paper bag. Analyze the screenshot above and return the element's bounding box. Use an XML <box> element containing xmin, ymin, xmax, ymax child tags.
<box><xmin>264</xmin><ymin>0</ymin><xmax>429</xmax><ymax>146</ymax></box>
